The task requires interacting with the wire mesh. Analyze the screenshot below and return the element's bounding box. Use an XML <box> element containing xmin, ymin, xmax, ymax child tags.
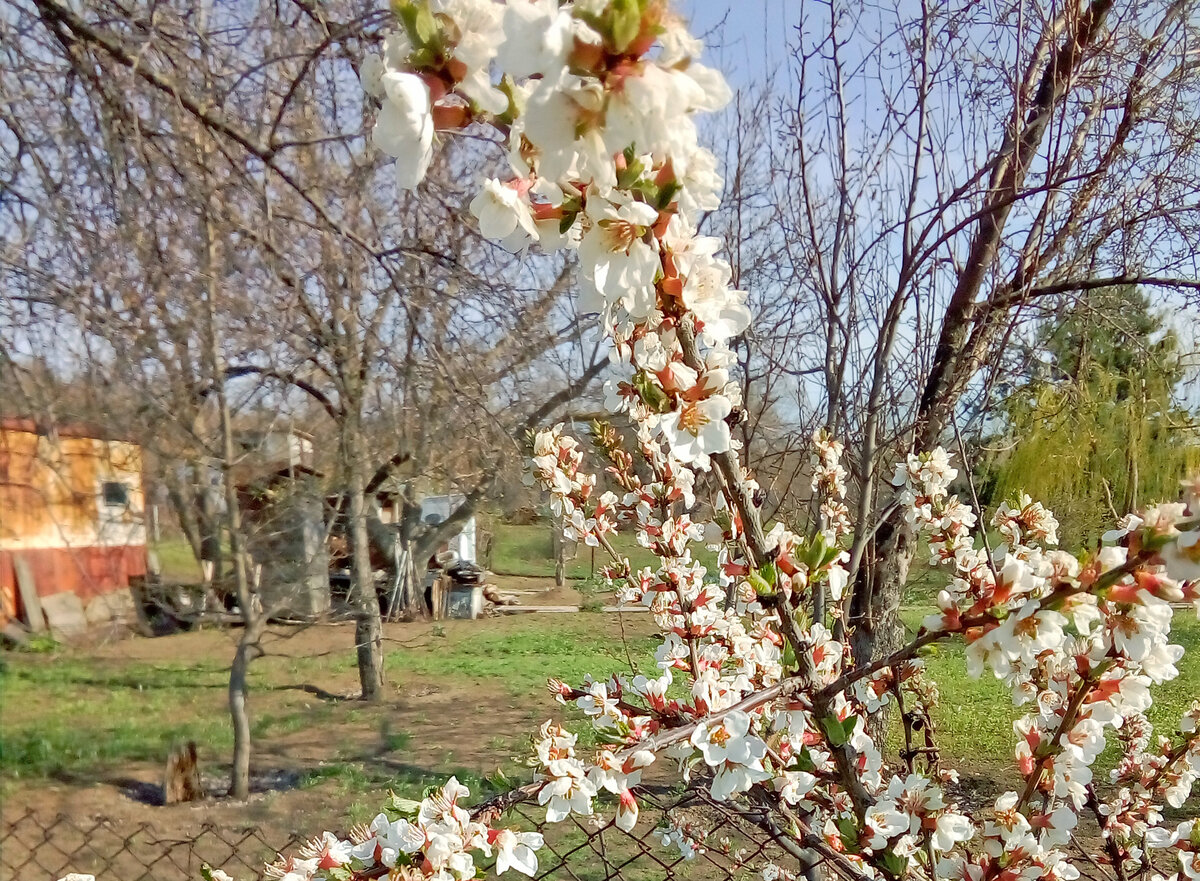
<box><xmin>2</xmin><ymin>785</ymin><xmax>798</xmax><ymax>881</ymax></box>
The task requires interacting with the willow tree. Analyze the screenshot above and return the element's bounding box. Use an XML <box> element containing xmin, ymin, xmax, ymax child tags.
<box><xmin>986</xmin><ymin>286</ymin><xmax>1199</xmax><ymax>544</ymax></box>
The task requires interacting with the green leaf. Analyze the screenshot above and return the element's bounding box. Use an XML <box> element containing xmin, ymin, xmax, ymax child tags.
<box><xmin>835</xmin><ymin>816</ymin><xmax>859</xmax><ymax>853</ymax></box>
<box><xmin>748</xmin><ymin>569</ymin><xmax>774</xmax><ymax>598</ymax></box>
<box><xmin>758</xmin><ymin>561</ymin><xmax>778</xmax><ymax>588</ymax></box>
<box><xmin>385</xmin><ymin>793</ymin><xmax>422</xmax><ymax>818</ymax></box>
<box><xmin>632</xmin><ymin>180</ymin><xmax>660</xmax><ymax>206</ymax></box>
<box><xmin>879</xmin><ymin>851</ymin><xmax>908</xmax><ymax>878</ymax></box>
<box><xmin>412</xmin><ymin>5</ymin><xmax>438</xmax><ymax>45</ymax></box>
<box><xmin>781</xmin><ymin>640</ymin><xmax>796</xmax><ymax>671</ymax></box>
<box><xmin>609</xmin><ymin>0</ymin><xmax>642</xmax><ymax>52</ymax></box>
<box><xmin>820</xmin><ymin>714</ymin><xmax>849</xmax><ymax>747</ymax></box>
<box><xmin>398</xmin><ymin>2</ymin><xmax>439</xmax><ymax>50</ymax></box>
<box><xmin>485</xmin><ymin>768</ymin><xmax>510</xmax><ymax>790</ymax></box>
<box><xmin>655</xmin><ymin>180</ymin><xmax>680</xmax><ymax>210</ymax></box>
<box><xmin>558</xmin><ymin>210</ymin><xmax>578</xmax><ymax>235</ymax></box>
<box><xmin>632</xmin><ymin>370</ymin><xmax>671</xmax><ymax>413</ymax></box>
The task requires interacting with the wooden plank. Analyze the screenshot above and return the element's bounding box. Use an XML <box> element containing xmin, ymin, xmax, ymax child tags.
<box><xmin>13</xmin><ymin>556</ymin><xmax>46</xmax><ymax>633</ymax></box>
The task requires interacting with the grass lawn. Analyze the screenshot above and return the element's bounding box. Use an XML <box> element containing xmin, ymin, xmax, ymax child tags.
<box><xmin>5</xmin><ymin>604</ymin><xmax>1197</xmax><ymax>791</ymax></box>
<box><xmin>2</xmin><ymin>529</ymin><xmax>1197</xmax><ymax>838</ymax></box>
<box><xmin>488</xmin><ymin>521</ymin><xmax>719</xmax><ymax>582</ymax></box>
<box><xmin>148</xmin><ymin>536</ymin><xmax>206</xmax><ymax>581</ymax></box>
<box><xmin>0</xmin><ymin>613</ymin><xmax>667</xmax><ymax>826</ymax></box>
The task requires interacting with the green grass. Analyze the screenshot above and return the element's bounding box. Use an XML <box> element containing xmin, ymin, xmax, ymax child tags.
<box><xmin>489</xmin><ymin>522</ymin><xmax>716</xmax><ymax>579</ymax></box>
<box><xmin>0</xmin><ymin>615</ymin><xmax>660</xmax><ymax>787</ymax></box>
<box><xmin>0</xmin><ymin>658</ymin><xmax>230</xmax><ymax>778</ymax></box>
<box><xmin>0</xmin><ymin>656</ymin><xmax>341</xmax><ymax>781</ymax></box>
<box><xmin>3</xmin><ymin>524</ymin><xmax>1197</xmax><ymax>805</ymax></box>
<box><xmin>149</xmin><ymin>537</ymin><xmax>205</xmax><ymax>581</ymax></box>
<box><xmin>385</xmin><ymin>615</ymin><xmax>660</xmax><ymax>696</ymax></box>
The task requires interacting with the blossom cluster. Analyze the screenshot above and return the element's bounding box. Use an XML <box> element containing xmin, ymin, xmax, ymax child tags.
<box><xmin>271</xmin><ymin>779</ymin><xmax>544</xmax><ymax>881</ymax></box>
<box><xmin>364</xmin><ymin>0</ymin><xmax>749</xmax><ymax>472</ymax></box>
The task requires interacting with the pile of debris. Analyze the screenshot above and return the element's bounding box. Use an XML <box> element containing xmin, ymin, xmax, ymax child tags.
<box><xmin>431</xmin><ymin>561</ymin><xmax>519</xmax><ymax>618</ymax></box>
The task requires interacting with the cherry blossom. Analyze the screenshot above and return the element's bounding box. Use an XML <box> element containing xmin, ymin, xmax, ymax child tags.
<box><xmin>373</xmin><ymin>72</ymin><xmax>434</xmax><ymax>189</ymax></box>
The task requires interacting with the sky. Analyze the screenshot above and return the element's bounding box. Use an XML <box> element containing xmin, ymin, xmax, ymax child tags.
<box><xmin>681</xmin><ymin>0</ymin><xmax>799</xmax><ymax>90</ymax></box>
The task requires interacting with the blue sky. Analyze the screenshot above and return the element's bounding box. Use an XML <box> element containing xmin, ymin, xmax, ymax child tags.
<box><xmin>681</xmin><ymin>0</ymin><xmax>797</xmax><ymax>89</ymax></box>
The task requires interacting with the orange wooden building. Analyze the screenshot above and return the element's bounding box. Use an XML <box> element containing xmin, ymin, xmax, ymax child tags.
<box><xmin>0</xmin><ymin>418</ymin><xmax>148</xmax><ymax>627</ymax></box>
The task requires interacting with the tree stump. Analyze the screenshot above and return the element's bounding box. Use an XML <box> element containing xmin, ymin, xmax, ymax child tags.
<box><xmin>163</xmin><ymin>741</ymin><xmax>202</xmax><ymax>804</ymax></box>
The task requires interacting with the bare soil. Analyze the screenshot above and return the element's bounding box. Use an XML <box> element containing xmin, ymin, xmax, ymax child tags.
<box><xmin>1</xmin><ymin>575</ymin><xmax>640</xmax><ymax>844</ymax></box>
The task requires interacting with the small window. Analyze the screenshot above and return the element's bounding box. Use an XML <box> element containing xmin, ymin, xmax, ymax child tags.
<box><xmin>102</xmin><ymin>481</ymin><xmax>129</xmax><ymax>507</ymax></box>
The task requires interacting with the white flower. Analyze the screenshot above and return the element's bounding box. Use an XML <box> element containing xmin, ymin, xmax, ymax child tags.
<box><xmin>1163</xmin><ymin>530</ymin><xmax>1200</xmax><ymax>583</ymax></box>
<box><xmin>298</xmin><ymin>831</ymin><xmax>354</xmax><ymax>869</ymax></box>
<box><xmin>351</xmin><ymin>812</ymin><xmax>425</xmax><ymax>867</ymax></box>
<box><xmin>56</xmin><ymin>876</ymin><xmax>97</xmax><ymax>881</ymax></box>
<box><xmin>577</xmin><ymin>195</ymin><xmax>661</xmax><ymax>316</ymax></box>
<box><xmin>1038</xmin><ymin>802</ymin><xmax>1078</xmax><ymax>848</ymax></box>
<box><xmin>933</xmin><ymin>812</ymin><xmax>974</xmax><ymax>852</ymax></box>
<box><xmin>660</xmin><ymin>395</ymin><xmax>732</xmax><ymax>466</ymax></box>
<box><xmin>777</xmin><ymin>770</ymin><xmax>817</xmax><ymax>804</ymax></box>
<box><xmin>470</xmin><ymin>178</ymin><xmax>538</xmax><ymax>248</ymax></box>
<box><xmin>616</xmin><ymin>787</ymin><xmax>639</xmax><ymax>831</ymax></box>
<box><xmin>360</xmin><ymin>53</ymin><xmax>386</xmax><ymax>99</ymax></box>
<box><xmin>679</xmin><ymin>251</ymin><xmax>750</xmax><ymax>344</ymax></box>
<box><xmin>433</xmin><ymin>0</ymin><xmax>507</xmax><ymax>114</ymax></box>
<box><xmin>575</xmin><ymin>679</ymin><xmax>619</xmax><ymax>721</ymax></box>
<box><xmin>690</xmin><ymin>709</ymin><xmax>772</xmax><ymax>799</ymax></box>
<box><xmin>493</xmin><ymin>829</ymin><xmax>544</xmax><ymax>876</ymax></box>
<box><xmin>374</xmin><ymin>72</ymin><xmax>434</xmax><ymax>190</ymax></box>
<box><xmin>826</xmin><ymin>562</ymin><xmax>849</xmax><ymax>601</ymax></box>
<box><xmin>267</xmin><ymin>856</ymin><xmax>319</xmax><ymax>881</ymax></box>
<box><xmin>498</xmin><ymin>0</ymin><xmax>573</xmax><ymax>78</ymax></box>
<box><xmin>864</xmin><ymin>807</ymin><xmax>910</xmax><ymax>850</ymax></box>
<box><xmin>537</xmin><ymin>760</ymin><xmax>597</xmax><ymax>822</ymax></box>
<box><xmin>1111</xmin><ymin>592</ymin><xmax>1173</xmax><ymax>662</ymax></box>
<box><xmin>523</xmin><ymin>74</ymin><xmax>614</xmax><ymax>190</ymax></box>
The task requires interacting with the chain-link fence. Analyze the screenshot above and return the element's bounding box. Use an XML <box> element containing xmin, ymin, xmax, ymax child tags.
<box><xmin>0</xmin><ymin>809</ymin><xmax>304</xmax><ymax>881</ymax></box>
<box><xmin>3</xmin><ymin>786</ymin><xmax>794</xmax><ymax>881</ymax></box>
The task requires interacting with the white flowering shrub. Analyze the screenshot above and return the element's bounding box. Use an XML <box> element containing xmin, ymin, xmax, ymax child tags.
<box><xmin>63</xmin><ymin>2</ymin><xmax>1200</xmax><ymax>880</ymax></box>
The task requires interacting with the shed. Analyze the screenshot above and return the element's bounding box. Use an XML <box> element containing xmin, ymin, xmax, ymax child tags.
<box><xmin>0</xmin><ymin>418</ymin><xmax>147</xmax><ymax>631</ymax></box>
<box><xmin>235</xmin><ymin>460</ymin><xmax>331</xmax><ymax>619</ymax></box>
<box><xmin>419</xmin><ymin>494</ymin><xmax>477</xmax><ymax>564</ymax></box>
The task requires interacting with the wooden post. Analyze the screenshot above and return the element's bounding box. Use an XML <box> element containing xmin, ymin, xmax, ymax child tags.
<box><xmin>163</xmin><ymin>741</ymin><xmax>202</xmax><ymax>803</ymax></box>
<box><xmin>13</xmin><ymin>557</ymin><xmax>45</xmax><ymax>633</ymax></box>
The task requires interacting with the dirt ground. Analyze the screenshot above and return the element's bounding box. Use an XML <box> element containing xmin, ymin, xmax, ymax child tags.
<box><xmin>0</xmin><ymin>575</ymin><xmax>640</xmax><ymax>845</ymax></box>
<box><xmin>485</xmin><ymin>574</ymin><xmax>585</xmax><ymax>609</ymax></box>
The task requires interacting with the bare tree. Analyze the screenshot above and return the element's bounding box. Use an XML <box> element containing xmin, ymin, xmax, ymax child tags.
<box><xmin>1</xmin><ymin>0</ymin><xmax>606</xmax><ymax>789</ymax></box>
<box><xmin>709</xmin><ymin>0</ymin><xmax>1200</xmax><ymax>668</ymax></box>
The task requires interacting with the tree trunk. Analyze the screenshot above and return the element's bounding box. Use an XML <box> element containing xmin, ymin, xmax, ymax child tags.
<box><xmin>553</xmin><ymin>521</ymin><xmax>566</xmax><ymax>588</ymax></box>
<box><xmin>849</xmin><ymin>518</ymin><xmax>911</xmax><ymax>669</ymax></box>
<box><xmin>346</xmin><ymin>422</ymin><xmax>385</xmax><ymax>701</ymax></box>
<box><xmin>228</xmin><ymin>607</ymin><xmax>263</xmax><ymax>799</ymax></box>
<box><xmin>201</xmin><ymin>200</ymin><xmax>260</xmax><ymax>800</ymax></box>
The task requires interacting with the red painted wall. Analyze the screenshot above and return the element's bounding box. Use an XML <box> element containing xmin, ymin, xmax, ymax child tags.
<box><xmin>0</xmin><ymin>546</ymin><xmax>147</xmax><ymax>625</ymax></box>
